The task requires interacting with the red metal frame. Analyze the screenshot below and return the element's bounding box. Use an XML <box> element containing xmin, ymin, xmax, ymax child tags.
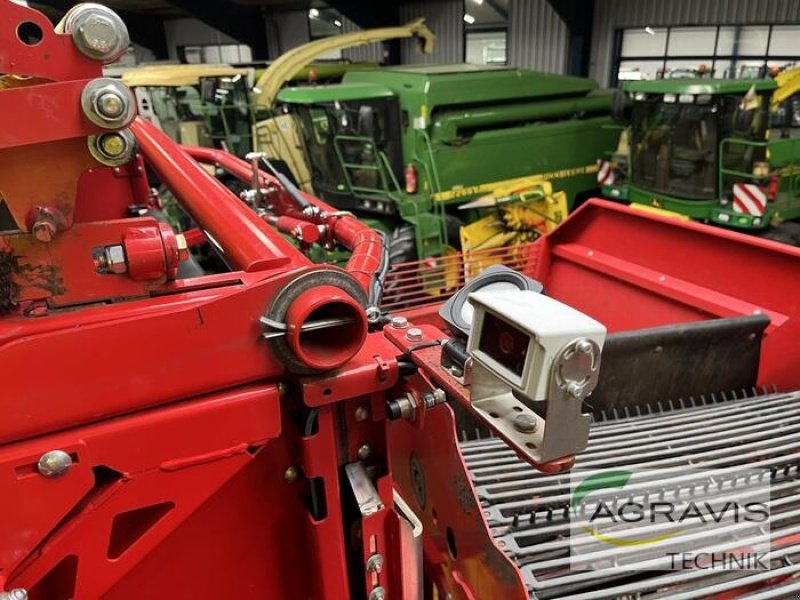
<box><xmin>4</xmin><ymin>4</ymin><xmax>800</xmax><ymax>599</ymax></box>
<box><xmin>398</xmin><ymin>200</ymin><xmax>800</xmax><ymax>392</ymax></box>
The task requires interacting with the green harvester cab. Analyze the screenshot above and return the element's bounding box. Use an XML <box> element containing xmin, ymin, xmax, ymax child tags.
<box><xmin>271</xmin><ymin>65</ymin><xmax>622</xmax><ymax>260</ymax></box>
<box><xmin>603</xmin><ymin>78</ymin><xmax>800</xmax><ymax>236</ymax></box>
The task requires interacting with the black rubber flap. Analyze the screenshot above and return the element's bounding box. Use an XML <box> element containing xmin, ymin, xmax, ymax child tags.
<box><xmin>589</xmin><ymin>314</ymin><xmax>770</xmax><ymax>418</ymax></box>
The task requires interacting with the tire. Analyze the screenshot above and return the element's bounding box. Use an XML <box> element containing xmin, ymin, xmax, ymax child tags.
<box><xmin>444</xmin><ymin>214</ymin><xmax>463</xmax><ymax>250</ymax></box>
<box><xmin>611</xmin><ymin>88</ymin><xmax>629</xmax><ymax>122</ymax></box>
<box><xmin>759</xmin><ymin>226</ymin><xmax>797</xmax><ymax>246</ymax></box>
<box><xmin>775</xmin><ymin>221</ymin><xmax>800</xmax><ymax>242</ymax></box>
<box><xmin>388</xmin><ymin>224</ymin><xmax>417</xmax><ymax>265</ymax></box>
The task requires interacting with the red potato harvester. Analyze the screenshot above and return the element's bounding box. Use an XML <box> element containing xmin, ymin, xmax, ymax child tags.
<box><xmin>3</xmin><ymin>3</ymin><xmax>800</xmax><ymax>600</ymax></box>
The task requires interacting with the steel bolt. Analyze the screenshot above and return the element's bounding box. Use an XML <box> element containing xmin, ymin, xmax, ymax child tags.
<box><xmin>95</xmin><ymin>91</ymin><xmax>124</xmax><ymax>118</ymax></box>
<box><xmin>576</xmin><ymin>339</ymin><xmax>594</xmax><ymax>355</ymax></box>
<box><xmin>37</xmin><ymin>450</ymin><xmax>72</xmax><ymax>478</ymax></box>
<box><xmin>0</xmin><ymin>589</ymin><xmax>28</xmax><ymax>600</ymax></box>
<box><xmin>513</xmin><ymin>413</ymin><xmax>538</xmax><ymax>434</ymax></box>
<box><xmin>390</xmin><ymin>316</ymin><xmax>408</xmax><ymax>329</ymax></box>
<box><xmin>405</xmin><ymin>327</ymin><xmax>423</xmax><ymax>342</ymax></box>
<box><xmin>366</xmin><ymin>553</ymin><xmax>384</xmax><ymax>573</ymax></box>
<box><xmin>284</xmin><ymin>465</ymin><xmax>300</xmax><ymax>483</ymax></box>
<box><xmin>567</xmin><ymin>381</ymin><xmax>583</xmax><ymax>398</ymax></box>
<box><xmin>368</xmin><ymin>587</ymin><xmax>386</xmax><ymax>600</ymax></box>
<box><xmin>32</xmin><ymin>219</ymin><xmax>56</xmax><ymax>243</ymax></box>
<box><xmin>357</xmin><ymin>444</ymin><xmax>372</xmax><ymax>461</ymax></box>
<box><xmin>354</xmin><ymin>404</ymin><xmax>370</xmax><ymax>422</ymax></box>
<box><xmin>76</xmin><ymin>14</ymin><xmax>120</xmax><ymax>56</ymax></box>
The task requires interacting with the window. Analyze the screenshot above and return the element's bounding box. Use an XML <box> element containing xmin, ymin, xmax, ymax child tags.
<box><xmin>466</xmin><ymin>31</ymin><xmax>507</xmax><ymax>65</ymax></box>
<box><xmin>464</xmin><ymin>0</ymin><xmax>508</xmax><ymax>65</ymax></box>
<box><xmin>614</xmin><ymin>24</ymin><xmax>800</xmax><ymax>85</ymax></box>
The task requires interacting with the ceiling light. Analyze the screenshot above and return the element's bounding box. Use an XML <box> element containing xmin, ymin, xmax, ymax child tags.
<box><xmin>645</xmin><ymin>26</ymin><xmax>655</xmax><ymax>35</ymax></box>
<box><xmin>463</xmin><ymin>13</ymin><xmax>476</xmax><ymax>24</ymax></box>
<box><xmin>308</xmin><ymin>8</ymin><xmax>319</xmax><ymax>18</ymax></box>
<box><xmin>472</xmin><ymin>0</ymin><xmax>484</xmax><ymax>4</ymax></box>
<box><xmin>333</xmin><ymin>19</ymin><xmax>342</xmax><ymax>27</ymax></box>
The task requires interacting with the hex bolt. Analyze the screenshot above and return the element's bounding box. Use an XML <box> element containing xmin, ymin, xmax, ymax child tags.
<box><xmin>366</xmin><ymin>553</ymin><xmax>384</xmax><ymax>573</ymax></box>
<box><xmin>390</xmin><ymin>316</ymin><xmax>408</xmax><ymax>329</ymax></box>
<box><xmin>368</xmin><ymin>587</ymin><xmax>386</xmax><ymax>600</ymax></box>
<box><xmin>513</xmin><ymin>413</ymin><xmax>538</xmax><ymax>434</ymax></box>
<box><xmin>0</xmin><ymin>589</ymin><xmax>28</xmax><ymax>600</ymax></box>
<box><xmin>357</xmin><ymin>444</ymin><xmax>372</xmax><ymax>461</ymax></box>
<box><xmin>284</xmin><ymin>465</ymin><xmax>300</xmax><ymax>483</ymax></box>
<box><xmin>576</xmin><ymin>339</ymin><xmax>594</xmax><ymax>355</ymax></box>
<box><xmin>37</xmin><ymin>450</ymin><xmax>72</xmax><ymax>478</ymax></box>
<box><xmin>423</xmin><ymin>388</ymin><xmax>447</xmax><ymax>409</ymax></box>
<box><xmin>354</xmin><ymin>404</ymin><xmax>370</xmax><ymax>422</ymax></box>
<box><xmin>405</xmin><ymin>327</ymin><xmax>423</xmax><ymax>342</ymax></box>
<box><xmin>32</xmin><ymin>219</ymin><xmax>56</xmax><ymax>243</ymax></box>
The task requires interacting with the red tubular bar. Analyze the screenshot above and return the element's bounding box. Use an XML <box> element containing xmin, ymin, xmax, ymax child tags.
<box><xmin>131</xmin><ymin>118</ymin><xmax>303</xmax><ymax>273</ymax></box>
<box><xmin>184</xmin><ymin>146</ymin><xmax>384</xmax><ymax>297</ymax></box>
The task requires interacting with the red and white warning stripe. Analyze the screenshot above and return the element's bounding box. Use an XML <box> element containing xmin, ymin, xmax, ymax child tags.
<box><xmin>597</xmin><ymin>160</ymin><xmax>615</xmax><ymax>186</ymax></box>
<box><xmin>732</xmin><ymin>183</ymin><xmax>767</xmax><ymax>216</ymax></box>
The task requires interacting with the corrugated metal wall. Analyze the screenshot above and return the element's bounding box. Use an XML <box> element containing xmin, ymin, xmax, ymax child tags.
<box><xmin>265</xmin><ymin>11</ymin><xmax>310</xmax><ymax>60</ymax></box>
<box><xmin>508</xmin><ymin>0</ymin><xmax>568</xmax><ymax>73</ymax></box>
<box><xmin>399</xmin><ymin>0</ymin><xmax>464</xmax><ymax>64</ymax></box>
<box><xmin>591</xmin><ymin>0</ymin><xmax>800</xmax><ymax>86</ymax></box>
<box><xmin>340</xmin><ymin>17</ymin><xmax>387</xmax><ymax>63</ymax></box>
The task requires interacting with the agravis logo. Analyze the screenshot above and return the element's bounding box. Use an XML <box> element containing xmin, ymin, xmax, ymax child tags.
<box><xmin>569</xmin><ymin>468</ymin><xmax>772</xmax><ymax>571</ymax></box>
<box><xmin>571</xmin><ymin>470</ymin><xmax>684</xmax><ymax>547</ymax></box>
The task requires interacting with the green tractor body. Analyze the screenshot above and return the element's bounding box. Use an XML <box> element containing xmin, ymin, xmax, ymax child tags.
<box><xmin>603</xmin><ymin>79</ymin><xmax>800</xmax><ymax>233</ymax></box>
<box><xmin>275</xmin><ymin>65</ymin><xmax>622</xmax><ymax>260</ymax></box>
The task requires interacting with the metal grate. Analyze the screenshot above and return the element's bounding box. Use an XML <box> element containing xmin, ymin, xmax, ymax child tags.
<box><xmin>380</xmin><ymin>242</ymin><xmax>536</xmax><ymax>312</ymax></box>
<box><xmin>461</xmin><ymin>389</ymin><xmax>800</xmax><ymax>599</ymax></box>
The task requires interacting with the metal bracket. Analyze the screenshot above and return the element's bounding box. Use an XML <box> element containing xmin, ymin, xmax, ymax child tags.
<box><xmin>345</xmin><ymin>462</ymin><xmax>384</xmax><ymax>516</ymax></box>
<box><xmin>470</xmin><ymin>338</ymin><xmax>599</xmax><ymax>464</ymax></box>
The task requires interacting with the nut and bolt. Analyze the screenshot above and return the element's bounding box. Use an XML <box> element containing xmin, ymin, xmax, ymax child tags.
<box><xmin>0</xmin><ymin>589</ymin><xmax>28</xmax><ymax>600</ymax></box>
<box><xmin>357</xmin><ymin>444</ymin><xmax>372</xmax><ymax>461</ymax></box>
<box><xmin>366</xmin><ymin>553</ymin><xmax>384</xmax><ymax>573</ymax></box>
<box><xmin>284</xmin><ymin>465</ymin><xmax>300</xmax><ymax>483</ymax></box>
<box><xmin>513</xmin><ymin>413</ymin><xmax>538</xmax><ymax>434</ymax></box>
<box><xmin>423</xmin><ymin>388</ymin><xmax>446</xmax><ymax>409</ymax></box>
<box><xmin>368</xmin><ymin>587</ymin><xmax>386</xmax><ymax>600</ymax></box>
<box><xmin>354</xmin><ymin>404</ymin><xmax>370</xmax><ymax>422</ymax></box>
<box><xmin>576</xmin><ymin>339</ymin><xmax>594</xmax><ymax>355</ymax></box>
<box><xmin>98</xmin><ymin>244</ymin><xmax>127</xmax><ymax>274</ymax></box>
<box><xmin>37</xmin><ymin>450</ymin><xmax>73</xmax><ymax>478</ymax></box>
<box><xmin>405</xmin><ymin>327</ymin><xmax>424</xmax><ymax>342</ymax></box>
<box><xmin>566</xmin><ymin>381</ymin><xmax>583</xmax><ymax>398</ymax></box>
<box><xmin>32</xmin><ymin>219</ymin><xmax>56</xmax><ymax>243</ymax></box>
<box><xmin>390</xmin><ymin>316</ymin><xmax>408</xmax><ymax>329</ymax></box>
<box><xmin>95</xmin><ymin>91</ymin><xmax>124</xmax><ymax>118</ymax></box>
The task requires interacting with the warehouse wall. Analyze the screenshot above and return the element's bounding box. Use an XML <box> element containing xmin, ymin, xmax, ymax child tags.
<box><xmin>163</xmin><ymin>18</ymin><xmax>240</xmax><ymax>61</ymax></box>
<box><xmin>591</xmin><ymin>0</ymin><xmax>800</xmax><ymax>86</ymax></box>
<box><xmin>265</xmin><ymin>11</ymin><xmax>310</xmax><ymax>60</ymax></box>
<box><xmin>399</xmin><ymin>0</ymin><xmax>464</xmax><ymax>64</ymax></box>
<box><xmin>340</xmin><ymin>16</ymin><xmax>387</xmax><ymax>63</ymax></box>
<box><xmin>508</xmin><ymin>0</ymin><xmax>568</xmax><ymax>73</ymax></box>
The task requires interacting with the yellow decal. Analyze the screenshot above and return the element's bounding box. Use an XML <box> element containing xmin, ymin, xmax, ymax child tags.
<box><xmin>433</xmin><ymin>164</ymin><xmax>599</xmax><ymax>202</ymax></box>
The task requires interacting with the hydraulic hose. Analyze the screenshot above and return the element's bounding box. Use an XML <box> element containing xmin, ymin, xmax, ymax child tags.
<box><xmin>184</xmin><ymin>146</ymin><xmax>389</xmax><ymax>302</ymax></box>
